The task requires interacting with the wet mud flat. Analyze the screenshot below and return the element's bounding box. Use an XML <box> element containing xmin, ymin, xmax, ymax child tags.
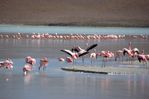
<box><xmin>61</xmin><ymin>66</ymin><xmax>149</xmax><ymax>75</ymax></box>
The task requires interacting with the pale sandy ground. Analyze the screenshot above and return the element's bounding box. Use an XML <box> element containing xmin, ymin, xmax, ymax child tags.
<box><xmin>61</xmin><ymin>66</ymin><xmax>149</xmax><ymax>75</ymax></box>
<box><xmin>0</xmin><ymin>0</ymin><xmax>149</xmax><ymax>27</ymax></box>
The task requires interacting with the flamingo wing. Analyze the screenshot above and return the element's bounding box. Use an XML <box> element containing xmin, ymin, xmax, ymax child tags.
<box><xmin>71</xmin><ymin>47</ymin><xmax>79</xmax><ymax>52</ymax></box>
<box><xmin>123</xmin><ymin>48</ymin><xmax>128</xmax><ymax>56</ymax></box>
<box><xmin>86</xmin><ymin>44</ymin><xmax>98</xmax><ymax>51</ymax></box>
<box><xmin>137</xmin><ymin>55</ymin><xmax>143</xmax><ymax>63</ymax></box>
<box><xmin>60</xmin><ymin>49</ymin><xmax>74</xmax><ymax>57</ymax></box>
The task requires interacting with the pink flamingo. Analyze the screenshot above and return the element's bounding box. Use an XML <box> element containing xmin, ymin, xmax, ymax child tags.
<box><xmin>65</xmin><ymin>57</ymin><xmax>73</xmax><ymax>63</ymax></box>
<box><xmin>39</xmin><ymin>57</ymin><xmax>49</xmax><ymax>71</ymax></box>
<box><xmin>25</xmin><ymin>56</ymin><xmax>36</xmax><ymax>65</ymax></box>
<box><xmin>71</xmin><ymin>44</ymin><xmax>97</xmax><ymax>56</ymax></box>
<box><xmin>122</xmin><ymin>42</ymin><xmax>139</xmax><ymax>63</ymax></box>
<box><xmin>115</xmin><ymin>50</ymin><xmax>123</xmax><ymax>61</ymax></box>
<box><xmin>61</xmin><ymin>49</ymin><xmax>79</xmax><ymax>60</ymax></box>
<box><xmin>23</xmin><ymin>56</ymin><xmax>36</xmax><ymax>75</ymax></box>
<box><xmin>137</xmin><ymin>50</ymin><xmax>148</xmax><ymax>67</ymax></box>
<box><xmin>71</xmin><ymin>43</ymin><xmax>98</xmax><ymax>63</ymax></box>
<box><xmin>60</xmin><ymin>48</ymin><xmax>89</xmax><ymax>64</ymax></box>
<box><xmin>145</xmin><ymin>55</ymin><xmax>149</xmax><ymax>60</ymax></box>
<box><xmin>98</xmin><ymin>51</ymin><xmax>114</xmax><ymax>67</ymax></box>
<box><xmin>90</xmin><ymin>52</ymin><xmax>97</xmax><ymax>64</ymax></box>
<box><xmin>0</xmin><ymin>58</ymin><xmax>13</xmax><ymax>70</ymax></box>
<box><xmin>23</xmin><ymin>64</ymin><xmax>33</xmax><ymax>75</ymax></box>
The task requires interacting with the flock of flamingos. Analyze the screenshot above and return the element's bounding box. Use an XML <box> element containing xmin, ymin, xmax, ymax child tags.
<box><xmin>0</xmin><ymin>42</ymin><xmax>149</xmax><ymax>75</ymax></box>
<box><xmin>59</xmin><ymin>42</ymin><xmax>149</xmax><ymax>65</ymax></box>
<box><xmin>0</xmin><ymin>33</ymin><xmax>148</xmax><ymax>40</ymax></box>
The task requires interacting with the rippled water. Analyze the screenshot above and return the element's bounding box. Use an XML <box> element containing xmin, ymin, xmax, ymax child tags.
<box><xmin>0</xmin><ymin>38</ymin><xmax>149</xmax><ymax>99</ymax></box>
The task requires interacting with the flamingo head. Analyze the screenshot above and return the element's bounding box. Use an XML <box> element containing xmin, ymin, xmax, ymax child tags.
<box><xmin>25</xmin><ymin>56</ymin><xmax>32</xmax><ymax>63</ymax></box>
<box><xmin>28</xmin><ymin>58</ymin><xmax>36</xmax><ymax>65</ymax></box>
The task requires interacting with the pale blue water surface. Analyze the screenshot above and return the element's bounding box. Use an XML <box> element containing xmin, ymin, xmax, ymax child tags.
<box><xmin>0</xmin><ymin>24</ymin><xmax>149</xmax><ymax>34</ymax></box>
<box><xmin>0</xmin><ymin>25</ymin><xmax>149</xmax><ymax>99</ymax></box>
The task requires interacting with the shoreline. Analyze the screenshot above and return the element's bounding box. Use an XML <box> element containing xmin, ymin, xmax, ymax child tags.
<box><xmin>1</xmin><ymin>23</ymin><xmax>149</xmax><ymax>28</ymax></box>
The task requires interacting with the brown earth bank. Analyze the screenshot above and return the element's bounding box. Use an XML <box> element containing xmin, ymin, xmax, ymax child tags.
<box><xmin>0</xmin><ymin>0</ymin><xmax>149</xmax><ymax>27</ymax></box>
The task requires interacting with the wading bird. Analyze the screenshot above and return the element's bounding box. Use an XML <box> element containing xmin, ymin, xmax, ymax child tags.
<box><xmin>98</xmin><ymin>51</ymin><xmax>114</xmax><ymax>67</ymax></box>
<box><xmin>39</xmin><ymin>57</ymin><xmax>49</xmax><ymax>71</ymax></box>
<box><xmin>71</xmin><ymin>43</ymin><xmax>98</xmax><ymax>63</ymax></box>
<box><xmin>137</xmin><ymin>50</ymin><xmax>148</xmax><ymax>67</ymax></box>
<box><xmin>122</xmin><ymin>42</ymin><xmax>139</xmax><ymax>63</ymax></box>
<box><xmin>23</xmin><ymin>56</ymin><xmax>36</xmax><ymax>75</ymax></box>
<box><xmin>0</xmin><ymin>58</ymin><xmax>13</xmax><ymax>70</ymax></box>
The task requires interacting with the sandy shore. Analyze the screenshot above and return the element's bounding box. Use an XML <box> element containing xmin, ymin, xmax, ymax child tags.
<box><xmin>0</xmin><ymin>0</ymin><xmax>149</xmax><ymax>27</ymax></box>
<box><xmin>61</xmin><ymin>66</ymin><xmax>149</xmax><ymax>75</ymax></box>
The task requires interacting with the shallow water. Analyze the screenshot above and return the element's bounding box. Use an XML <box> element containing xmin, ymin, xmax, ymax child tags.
<box><xmin>0</xmin><ymin>39</ymin><xmax>149</xmax><ymax>99</ymax></box>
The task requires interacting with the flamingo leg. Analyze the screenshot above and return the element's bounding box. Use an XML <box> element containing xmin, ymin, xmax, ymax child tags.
<box><xmin>82</xmin><ymin>57</ymin><xmax>85</xmax><ymax>66</ymax></box>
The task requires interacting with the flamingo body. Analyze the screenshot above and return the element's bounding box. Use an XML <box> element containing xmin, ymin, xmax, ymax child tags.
<box><xmin>39</xmin><ymin>57</ymin><xmax>49</xmax><ymax>71</ymax></box>
<box><xmin>25</xmin><ymin>56</ymin><xmax>36</xmax><ymax>65</ymax></box>
<box><xmin>23</xmin><ymin>64</ymin><xmax>32</xmax><ymax>75</ymax></box>
<box><xmin>0</xmin><ymin>59</ymin><xmax>13</xmax><ymax>70</ymax></box>
<box><xmin>66</xmin><ymin>57</ymin><xmax>73</xmax><ymax>63</ymax></box>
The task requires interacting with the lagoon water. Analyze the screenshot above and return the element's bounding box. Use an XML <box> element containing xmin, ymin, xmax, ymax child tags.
<box><xmin>0</xmin><ymin>38</ymin><xmax>149</xmax><ymax>99</ymax></box>
<box><xmin>0</xmin><ymin>24</ymin><xmax>149</xmax><ymax>34</ymax></box>
<box><xmin>0</xmin><ymin>25</ymin><xmax>149</xmax><ymax>99</ymax></box>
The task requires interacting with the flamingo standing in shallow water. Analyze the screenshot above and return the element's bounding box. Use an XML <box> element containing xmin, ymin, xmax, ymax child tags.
<box><xmin>115</xmin><ymin>50</ymin><xmax>123</xmax><ymax>61</ymax></box>
<box><xmin>122</xmin><ymin>42</ymin><xmax>139</xmax><ymax>63</ymax></box>
<box><xmin>25</xmin><ymin>56</ymin><xmax>36</xmax><ymax>65</ymax></box>
<box><xmin>98</xmin><ymin>51</ymin><xmax>114</xmax><ymax>67</ymax></box>
<box><xmin>137</xmin><ymin>50</ymin><xmax>148</xmax><ymax>67</ymax></box>
<box><xmin>39</xmin><ymin>57</ymin><xmax>49</xmax><ymax>71</ymax></box>
<box><xmin>0</xmin><ymin>58</ymin><xmax>13</xmax><ymax>70</ymax></box>
<box><xmin>90</xmin><ymin>52</ymin><xmax>97</xmax><ymax>65</ymax></box>
<box><xmin>23</xmin><ymin>63</ymin><xmax>32</xmax><ymax>75</ymax></box>
<box><xmin>23</xmin><ymin>56</ymin><xmax>36</xmax><ymax>75</ymax></box>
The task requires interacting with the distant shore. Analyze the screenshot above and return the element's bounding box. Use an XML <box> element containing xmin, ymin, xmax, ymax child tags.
<box><xmin>4</xmin><ymin>22</ymin><xmax>149</xmax><ymax>28</ymax></box>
